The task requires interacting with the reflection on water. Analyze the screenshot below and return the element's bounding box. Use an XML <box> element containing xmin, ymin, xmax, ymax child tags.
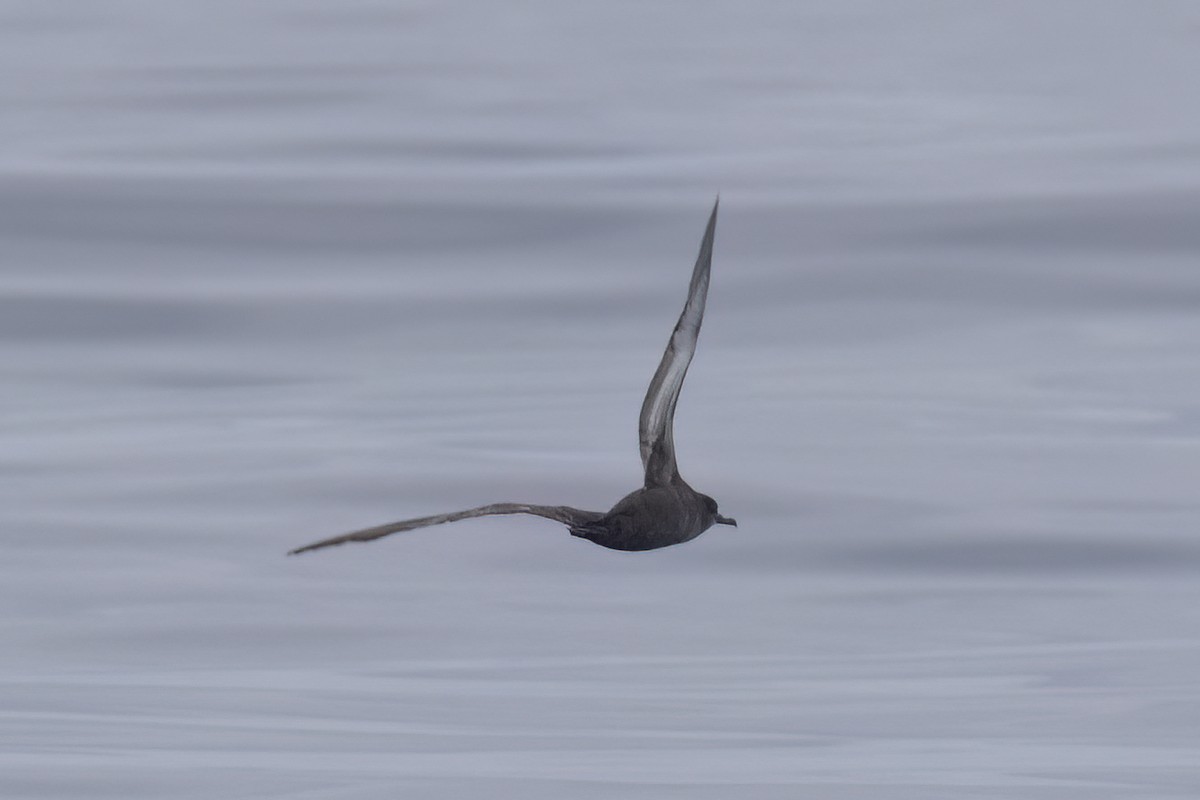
<box><xmin>3</xmin><ymin>1</ymin><xmax>1200</xmax><ymax>797</ymax></box>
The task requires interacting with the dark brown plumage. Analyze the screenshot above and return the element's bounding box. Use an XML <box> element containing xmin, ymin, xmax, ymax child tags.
<box><xmin>288</xmin><ymin>198</ymin><xmax>735</xmax><ymax>556</ymax></box>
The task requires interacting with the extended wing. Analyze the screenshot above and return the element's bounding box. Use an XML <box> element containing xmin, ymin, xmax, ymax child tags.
<box><xmin>638</xmin><ymin>198</ymin><xmax>719</xmax><ymax>488</ymax></box>
<box><xmin>288</xmin><ymin>503</ymin><xmax>604</xmax><ymax>555</ymax></box>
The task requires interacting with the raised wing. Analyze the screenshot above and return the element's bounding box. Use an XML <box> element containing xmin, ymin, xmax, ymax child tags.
<box><xmin>288</xmin><ymin>503</ymin><xmax>604</xmax><ymax>555</ymax></box>
<box><xmin>639</xmin><ymin>197</ymin><xmax>719</xmax><ymax>488</ymax></box>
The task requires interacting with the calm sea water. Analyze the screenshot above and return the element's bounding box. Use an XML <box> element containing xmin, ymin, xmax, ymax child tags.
<box><xmin>3</xmin><ymin>2</ymin><xmax>1200</xmax><ymax>797</ymax></box>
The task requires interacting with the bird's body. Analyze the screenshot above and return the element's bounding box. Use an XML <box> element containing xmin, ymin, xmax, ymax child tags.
<box><xmin>569</xmin><ymin>484</ymin><xmax>724</xmax><ymax>552</ymax></box>
<box><xmin>289</xmin><ymin>198</ymin><xmax>735</xmax><ymax>557</ymax></box>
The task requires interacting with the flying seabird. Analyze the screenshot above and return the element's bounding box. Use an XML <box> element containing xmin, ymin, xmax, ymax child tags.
<box><xmin>289</xmin><ymin>198</ymin><xmax>735</xmax><ymax>555</ymax></box>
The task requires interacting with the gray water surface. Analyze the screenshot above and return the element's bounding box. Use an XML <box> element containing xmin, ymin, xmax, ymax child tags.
<box><xmin>4</xmin><ymin>2</ymin><xmax>1200</xmax><ymax>797</ymax></box>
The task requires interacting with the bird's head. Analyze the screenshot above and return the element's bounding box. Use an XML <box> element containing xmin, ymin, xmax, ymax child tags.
<box><xmin>700</xmin><ymin>493</ymin><xmax>737</xmax><ymax>528</ymax></box>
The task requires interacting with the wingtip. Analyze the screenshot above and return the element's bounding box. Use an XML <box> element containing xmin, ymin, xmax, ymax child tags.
<box><xmin>705</xmin><ymin>195</ymin><xmax>719</xmax><ymax>230</ymax></box>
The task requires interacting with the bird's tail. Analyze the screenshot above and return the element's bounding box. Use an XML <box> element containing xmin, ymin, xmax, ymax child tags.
<box><xmin>568</xmin><ymin>520</ymin><xmax>608</xmax><ymax>542</ymax></box>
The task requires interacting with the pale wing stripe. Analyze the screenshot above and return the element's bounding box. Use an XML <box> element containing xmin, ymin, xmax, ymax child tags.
<box><xmin>638</xmin><ymin>197</ymin><xmax>718</xmax><ymax>487</ymax></box>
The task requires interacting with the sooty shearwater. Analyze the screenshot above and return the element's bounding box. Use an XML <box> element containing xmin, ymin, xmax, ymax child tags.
<box><xmin>289</xmin><ymin>198</ymin><xmax>735</xmax><ymax>555</ymax></box>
